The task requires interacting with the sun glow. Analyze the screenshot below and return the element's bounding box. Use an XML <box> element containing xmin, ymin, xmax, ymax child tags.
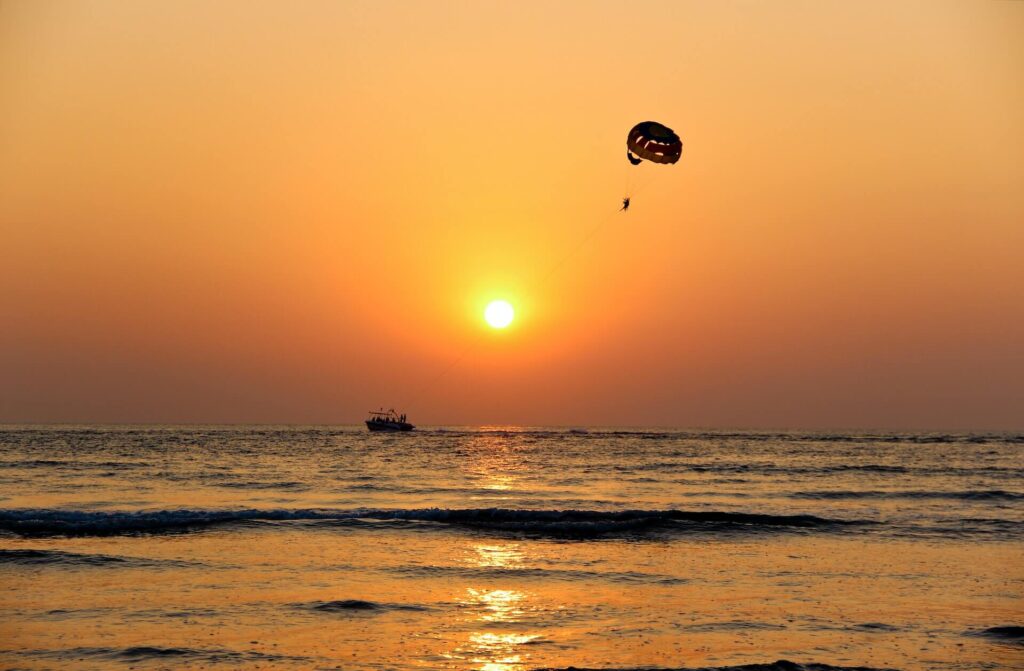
<box><xmin>484</xmin><ymin>300</ymin><xmax>514</xmax><ymax>329</ymax></box>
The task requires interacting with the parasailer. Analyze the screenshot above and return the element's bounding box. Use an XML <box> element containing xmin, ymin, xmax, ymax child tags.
<box><xmin>622</xmin><ymin>120</ymin><xmax>682</xmax><ymax>208</ymax></box>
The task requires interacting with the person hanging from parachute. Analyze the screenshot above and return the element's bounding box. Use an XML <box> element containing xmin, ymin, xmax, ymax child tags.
<box><xmin>622</xmin><ymin>120</ymin><xmax>682</xmax><ymax>210</ymax></box>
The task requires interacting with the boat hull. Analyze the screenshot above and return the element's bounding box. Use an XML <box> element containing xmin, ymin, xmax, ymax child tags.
<box><xmin>365</xmin><ymin>420</ymin><xmax>415</xmax><ymax>432</ymax></box>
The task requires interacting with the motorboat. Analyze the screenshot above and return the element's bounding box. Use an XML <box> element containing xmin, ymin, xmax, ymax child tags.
<box><xmin>365</xmin><ymin>409</ymin><xmax>415</xmax><ymax>432</ymax></box>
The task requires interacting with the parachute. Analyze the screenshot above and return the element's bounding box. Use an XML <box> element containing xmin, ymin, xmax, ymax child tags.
<box><xmin>626</xmin><ymin>121</ymin><xmax>682</xmax><ymax>166</ymax></box>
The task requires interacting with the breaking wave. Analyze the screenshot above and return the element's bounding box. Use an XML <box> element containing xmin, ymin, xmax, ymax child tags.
<box><xmin>0</xmin><ymin>507</ymin><xmax>861</xmax><ymax>537</ymax></box>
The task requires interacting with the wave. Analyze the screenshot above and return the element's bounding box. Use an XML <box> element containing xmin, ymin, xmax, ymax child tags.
<box><xmin>415</xmin><ymin>427</ymin><xmax>1024</xmax><ymax>445</ymax></box>
<box><xmin>34</xmin><ymin>607</ymin><xmax>115</xmax><ymax>621</ymax></box>
<box><xmin>679</xmin><ymin>621</ymin><xmax>787</xmax><ymax>632</ymax></box>
<box><xmin>124</xmin><ymin>607</ymin><xmax>222</xmax><ymax>621</ymax></box>
<box><xmin>899</xmin><ymin>518</ymin><xmax>1024</xmax><ymax>540</ymax></box>
<box><xmin>20</xmin><ymin>645</ymin><xmax>310</xmax><ymax>664</ymax></box>
<box><xmin>213</xmin><ymin>480</ymin><xmax>309</xmax><ymax>491</ymax></box>
<box><xmin>850</xmin><ymin>622</ymin><xmax>901</xmax><ymax>632</ymax></box>
<box><xmin>299</xmin><ymin>599</ymin><xmax>431</xmax><ymax>613</ymax></box>
<box><xmin>622</xmin><ymin>462</ymin><xmax>1024</xmax><ymax>478</ymax></box>
<box><xmin>8</xmin><ymin>425</ymin><xmax>1022</xmax><ymax>444</ymax></box>
<box><xmin>386</xmin><ymin>563</ymin><xmax>688</xmax><ymax>585</ymax></box>
<box><xmin>310</xmin><ymin>599</ymin><xmax>380</xmax><ymax>611</ymax></box>
<box><xmin>0</xmin><ymin>459</ymin><xmax>145</xmax><ymax>471</ymax></box>
<box><xmin>535</xmin><ymin>661</ymin><xmax>896</xmax><ymax>671</ymax></box>
<box><xmin>0</xmin><ymin>548</ymin><xmax>197</xmax><ymax>568</ymax></box>
<box><xmin>0</xmin><ymin>507</ymin><xmax>860</xmax><ymax>537</ymax></box>
<box><xmin>791</xmin><ymin>489</ymin><xmax>1024</xmax><ymax>501</ymax></box>
<box><xmin>968</xmin><ymin>626</ymin><xmax>1024</xmax><ymax>644</ymax></box>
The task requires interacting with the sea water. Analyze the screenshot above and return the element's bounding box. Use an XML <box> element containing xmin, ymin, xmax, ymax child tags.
<box><xmin>0</xmin><ymin>426</ymin><xmax>1021</xmax><ymax>670</ymax></box>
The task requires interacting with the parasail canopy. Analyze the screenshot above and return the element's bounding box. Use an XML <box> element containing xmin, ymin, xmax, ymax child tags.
<box><xmin>626</xmin><ymin>121</ymin><xmax>682</xmax><ymax>165</ymax></box>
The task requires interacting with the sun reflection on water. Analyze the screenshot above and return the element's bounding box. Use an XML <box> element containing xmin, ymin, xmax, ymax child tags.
<box><xmin>446</xmin><ymin>541</ymin><xmax>543</xmax><ymax>671</ymax></box>
<box><xmin>468</xmin><ymin>632</ymin><xmax>541</xmax><ymax>671</ymax></box>
<box><xmin>461</xmin><ymin>433</ymin><xmax>526</xmax><ymax>493</ymax></box>
<box><xmin>472</xmin><ymin>543</ymin><xmax>524</xmax><ymax>570</ymax></box>
<box><xmin>469</xmin><ymin>587</ymin><xmax>526</xmax><ymax>623</ymax></box>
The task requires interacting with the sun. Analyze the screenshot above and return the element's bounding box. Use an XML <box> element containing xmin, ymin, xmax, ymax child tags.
<box><xmin>484</xmin><ymin>300</ymin><xmax>514</xmax><ymax>329</ymax></box>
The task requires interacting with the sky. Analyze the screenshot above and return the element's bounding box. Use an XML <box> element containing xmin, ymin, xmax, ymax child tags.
<box><xmin>1</xmin><ymin>1</ymin><xmax>1022</xmax><ymax>428</ymax></box>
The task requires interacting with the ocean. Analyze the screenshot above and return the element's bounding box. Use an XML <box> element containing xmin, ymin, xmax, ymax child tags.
<box><xmin>0</xmin><ymin>426</ymin><xmax>1021</xmax><ymax>670</ymax></box>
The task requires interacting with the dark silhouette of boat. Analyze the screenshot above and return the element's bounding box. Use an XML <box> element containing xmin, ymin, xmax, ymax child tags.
<box><xmin>365</xmin><ymin>409</ymin><xmax>414</xmax><ymax>432</ymax></box>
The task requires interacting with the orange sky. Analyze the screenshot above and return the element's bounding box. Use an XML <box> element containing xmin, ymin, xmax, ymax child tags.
<box><xmin>1</xmin><ymin>1</ymin><xmax>1022</xmax><ymax>427</ymax></box>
